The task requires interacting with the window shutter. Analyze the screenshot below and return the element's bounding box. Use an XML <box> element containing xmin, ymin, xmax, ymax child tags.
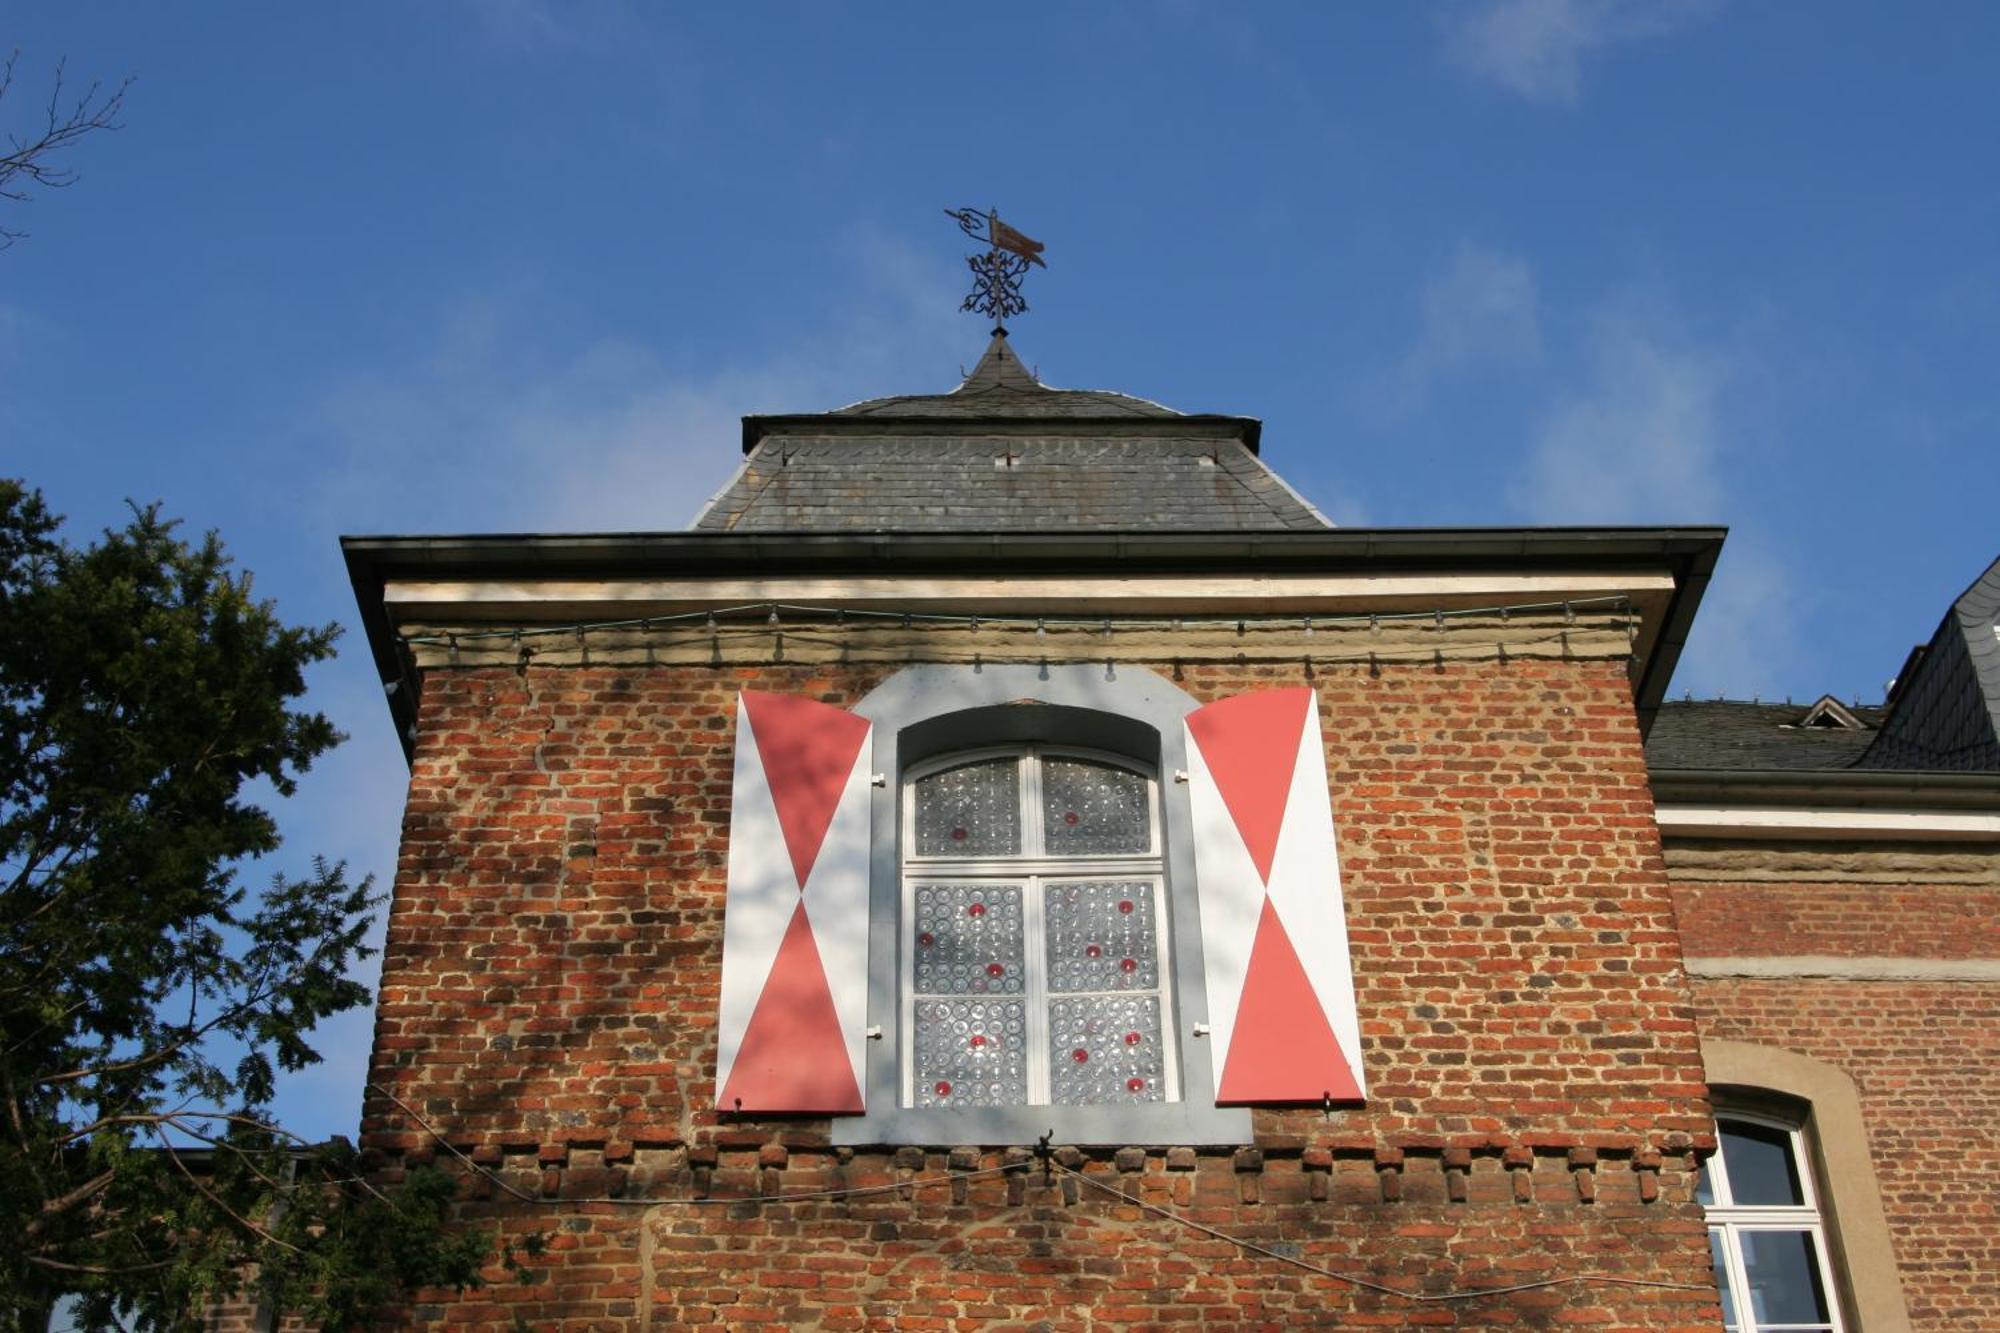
<box><xmin>1184</xmin><ymin>687</ymin><xmax>1367</xmax><ymax>1105</ymax></box>
<box><xmin>715</xmin><ymin>691</ymin><xmax>873</xmax><ymax>1114</ymax></box>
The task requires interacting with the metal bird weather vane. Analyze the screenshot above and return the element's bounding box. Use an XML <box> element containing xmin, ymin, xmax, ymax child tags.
<box><xmin>945</xmin><ymin>206</ymin><xmax>1046</xmax><ymax>329</ymax></box>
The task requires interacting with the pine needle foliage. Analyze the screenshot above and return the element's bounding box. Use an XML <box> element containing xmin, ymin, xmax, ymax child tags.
<box><xmin>0</xmin><ymin>482</ymin><xmax>492</xmax><ymax>1330</ymax></box>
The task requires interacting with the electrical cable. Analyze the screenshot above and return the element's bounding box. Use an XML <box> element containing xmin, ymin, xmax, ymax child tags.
<box><xmin>1050</xmin><ymin>1162</ymin><xmax>1713</xmax><ymax>1304</ymax></box>
<box><xmin>370</xmin><ymin>1084</ymin><xmax>1024</xmax><ymax>1208</ymax></box>
<box><xmin>371</xmin><ymin>1089</ymin><xmax>1710</xmax><ymax>1306</ymax></box>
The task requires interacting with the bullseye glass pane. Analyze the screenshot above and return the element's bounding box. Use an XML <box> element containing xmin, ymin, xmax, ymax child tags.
<box><xmin>1047</xmin><ymin>995</ymin><xmax>1164</xmax><ymax>1104</ymax></box>
<box><xmin>1041</xmin><ymin>758</ymin><xmax>1151</xmax><ymax>856</ymax></box>
<box><xmin>912</xmin><ymin>884</ymin><xmax>1024</xmax><ymax>997</ymax></box>
<box><xmin>913</xmin><ymin>999</ymin><xmax>1027</xmax><ymax>1107</ymax></box>
<box><xmin>1717</xmin><ymin>1118</ymin><xmax>1804</xmax><ymax>1206</ymax></box>
<box><xmin>913</xmin><ymin>759</ymin><xmax>1020</xmax><ymax>857</ymax></box>
<box><xmin>1044</xmin><ymin>881</ymin><xmax>1158</xmax><ymax>992</ymax></box>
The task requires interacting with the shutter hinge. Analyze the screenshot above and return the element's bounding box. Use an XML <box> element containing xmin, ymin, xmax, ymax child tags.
<box><xmin>1173</xmin><ymin>769</ymin><xmax>1189</xmax><ymax>784</ymax></box>
<box><xmin>871</xmin><ymin>773</ymin><xmax>887</xmax><ymax>787</ymax></box>
<box><xmin>1192</xmin><ymin>1023</ymin><xmax>1211</xmax><ymax>1037</ymax></box>
<box><xmin>865</xmin><ymin>1025</ymin><xmax>883</xmax><ymax>1040</ymax></box>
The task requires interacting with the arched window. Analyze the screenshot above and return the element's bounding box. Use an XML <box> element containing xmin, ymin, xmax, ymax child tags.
<box><xmin>831</xmin><ymin>663</ymin><xmax>1255</xmax><ymax>1147</ymax></box>
<box><xmin>1701</xmin><ymin>1110</ymin><xmax>1844</xmax><ymax>1333</ymax></box>
<box><xmin>902</xmin><ymin>746</ymin><xmax>1178</xmax><ymax>1109</ymax></box>
<box><xmin>770</xmin><ymin>663</ymin><xmax>1363</xmax><ymax>1147</ymax></box>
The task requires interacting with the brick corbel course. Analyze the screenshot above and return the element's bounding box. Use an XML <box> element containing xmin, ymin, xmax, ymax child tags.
<box><xmin>1503</xmin><ymin>1144</ymin><xmax>1535</xmax><ymax>1202</ymax></box>
<box><xmin>1375</xmin><ymin>1146</ymin><xmax>1404</xmax><ymax>1203</ymax></box>
<box><xmin>1632</xmin><ymin>1146</ymin><xmax>1662</xmax><ymax>1203</ymax></box>
<box><xmin>1441</xmin><ymin>1146</ymin><xmax>1473</xmax><ymax>1204</ymax></box>
<box><xmin>1568</xmin><ymin>1146</ymin><xmax>1599</xmax><ymax>1203</ymax></box>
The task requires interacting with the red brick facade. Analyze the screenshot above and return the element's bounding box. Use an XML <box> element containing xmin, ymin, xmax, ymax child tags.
<box><xmin>1672</xmin><ymin>864</ymin><xmax>2000</xmax><ymax>1327</ymax></box>
<box><xmin>1672</xmin><ymin>879</ymin><xmax>2000</xmax><ymax>962</ymax></box>
<box><xmin>359</xmin><ymin>657</ymin><xmax>1725</xmax><ymax>1328</ymax></box>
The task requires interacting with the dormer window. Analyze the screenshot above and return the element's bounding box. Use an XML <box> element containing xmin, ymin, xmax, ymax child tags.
<box><xmin>1795</xmin><ymin>695</ymin><xmax>1867</xmax><ymax>731</ymax></box>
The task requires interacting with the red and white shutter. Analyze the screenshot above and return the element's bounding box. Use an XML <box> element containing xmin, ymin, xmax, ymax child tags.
<box><xmin>1184</xmin><ymin>687</ymin><xmax>1366</xmax><ymax>1105</ymax></box>
<box><xmin>715</xmin><ymin>691</ymin><xmax>873</xmax><ymax>1114</ymax></box>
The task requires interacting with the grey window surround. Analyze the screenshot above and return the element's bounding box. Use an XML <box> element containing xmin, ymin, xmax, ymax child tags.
<box><xmin>836</xmin><ymin>663</ymin><xmax>1252</xmax><ymax>1147</ymax></box>
<box><xmin>1702</xmin><ymin>1041</ymin><xmax>1913</xmax><ymax>1332</ymax></box>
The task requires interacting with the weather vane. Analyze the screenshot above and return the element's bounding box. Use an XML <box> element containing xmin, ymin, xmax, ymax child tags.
<box><xmin>944</xmin><ymin>206</ymin><xmax>1046</xmax><ymax>330</ymax></box>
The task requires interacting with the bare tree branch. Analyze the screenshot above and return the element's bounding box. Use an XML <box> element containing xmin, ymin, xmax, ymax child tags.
<box><xmin>23</xmin><ymin>1167</ymin><xmax>118</xmax><ymax>1240</ymax></box>
<box><xmin>0</xmin><ymin>50</ymin><xmax>133</xmax><ymax>248</ymax></box>
<box><xmin>155</xmin><ymin>1129</ymin><xmax>305</xmax><ymax>1255</ymax></box>
<box><xmin>27</xmin><ymin>1255</ymin><xmax>175</xmax><ymax>1275</ymax></box>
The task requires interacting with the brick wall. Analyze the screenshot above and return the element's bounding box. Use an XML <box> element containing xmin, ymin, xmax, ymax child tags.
<box><xmin>1672</xmin><ymin>848</ymin><xmax>2000</xmax><ymax>1328</ymax></box>
<box><xmin>362</xmin><ymin>654</ymin><xmax>1720</xmax><ymax>1328</ymax></box>
<box><xmin>1672</xmin><ymin>870</ymin><xmax>2000</xmax><ymax>961</ymax></box>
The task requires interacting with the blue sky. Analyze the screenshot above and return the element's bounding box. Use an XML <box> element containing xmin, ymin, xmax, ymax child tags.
<box><xmin>7</xmin><ymin>2</ymin><xmax>1998</xmax><ymax>1141</ymax></box>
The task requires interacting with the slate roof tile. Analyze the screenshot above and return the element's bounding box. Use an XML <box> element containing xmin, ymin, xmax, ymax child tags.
<box><xmin>1644</xmin><ymin>700</ymin><xmax>1886</xmax><ymax>771</ymax></box>
<box><xmin>693</xmin><ymin>436</ymin><xmax>1327</xmax><ymax>532</ymax></box>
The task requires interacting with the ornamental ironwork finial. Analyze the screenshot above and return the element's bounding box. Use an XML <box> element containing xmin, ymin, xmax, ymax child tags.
<box><xmin>945</xmin><ymin>206</ymin><xmax>1046</xmax><ymax>329</ymax></box>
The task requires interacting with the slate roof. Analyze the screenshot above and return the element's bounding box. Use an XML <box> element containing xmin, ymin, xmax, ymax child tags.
<box><xmin>833</xmin><ymin>332</ymin><xmax>1181</xmax><ymax>420</ymax></box>
<box><xmin>1645</xmin><ymin>699</ymin><xmax>1886</xmax><ymax>771</ymax></box>
<box><xmin>1649</xmin><ymin>558</ymin><xmax>2000</xmax><ymax>775</ymax></box>
<box><xmin>692</xmin><ymin>332</ymin><xmax>1330</xmax><ymax>533</ymax></box>
<box><xmin>693</xmin><ymin>436</ymin><xmax>1328</xmax><ymax>532</ymax></box>
<box><xmin>1857</xmin><ymin>555</ymin><xmax>2000</xmax><ymax>770</ymax></box>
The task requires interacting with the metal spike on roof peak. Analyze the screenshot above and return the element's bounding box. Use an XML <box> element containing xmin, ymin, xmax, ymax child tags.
<box><xmin>957</xmin><ymin>328</ymin><xmax>1042</xmax><ymax>394</ymax></box>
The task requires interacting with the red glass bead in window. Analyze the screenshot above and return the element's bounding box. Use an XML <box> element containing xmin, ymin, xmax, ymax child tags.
<box><xmin>1063</xmin><ymin>810</ymin><xmax>1080</xmax><ymax>825</ymax></box>
<box><xmin>1085</xmin><ymin>943</ymin><xmax>1102</xmax><ymax>958</ymax></box>
<box><xmin>967</xmin><ymin>902</ymin><xmax>986</xmax><ymax>917</ymax></box>
<box><xmin>1118</xmin><ymin>899</ymin><xmax>1134</xmax><ymax>914</ymax></box>
<box><xmin>1127</xmin><ymin>1077</ymin><xmax>1146</xmax><ymax>1093</ymax></box>
<box><xmin>1120</xmin><ymin>957</ymin><xmax>1137</xmax><ymax>973</ymax></box>
<box><xmin>986</xmin><ymin>962</ymin><xmax>1004</xmax><ymax>978</ymax></box>
<box><xmin>1124</xmin><ymin>1031</ymin><xmax>1142</xmax><ymax>1046</ymax></box>
<box><xmin>918</xmin><ymin>932</ymin><xmax>935</xmax><ymax>948</ymax></box>
<box><xmin>950</xmin><ymin>827</ymin><xmax>968</xmax><ymax>841</ymax></box>
<box><xmin>969</xmin><ymin>1034</ymin><xmax>987</xmax><ymax>1048</ymax></box>
<box><xmin>934</xmin><ymin>1081</ymin><xmax>952</xmax><ymax>1097</ymax></box>
<box><xmin>1071</xmin><ymin>1048</ymin><xmax>1089</xmax><ymax>1064</ymax></box>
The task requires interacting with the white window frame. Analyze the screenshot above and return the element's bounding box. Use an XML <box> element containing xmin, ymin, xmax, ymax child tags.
<box><xmin>899</xmin><ymin>745</ymin><xmax>1181</xmax><ymax>1110</ymax></box>
<box><xmin>1704</xmin><ymin>1110</ymin><xmax>1845</xmax><ymax>1333</ymax></box>
<box><xmin>836</xmin><ymin>662</ymin><xmax>1251</xmax><ymax>1147</ymax></box>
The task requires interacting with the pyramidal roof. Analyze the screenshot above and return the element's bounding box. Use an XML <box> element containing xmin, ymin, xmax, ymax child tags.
<box><xmin>691</xmin><ymin>331</ymin><xmax>1330</xmax><ymax>534</ymax></box>
<box><xmin>834</xmin><ymin>330</ymin><xmax>1182</xmax><ymax>421</ymax></box>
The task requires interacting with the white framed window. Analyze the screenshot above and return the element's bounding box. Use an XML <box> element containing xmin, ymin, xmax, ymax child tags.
<box><xmin>1702</xmin><ymin>1111</ymin><xmax>1845</xmax><ymax>1333</ymax></box>
<box><xmin>900</xmin><ymin>746</ymin><xmax>1180</xmax><ymax>1110</ymax></box>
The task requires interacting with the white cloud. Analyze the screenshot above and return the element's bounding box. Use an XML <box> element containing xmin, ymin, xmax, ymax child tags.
<box><xmin>306</xmin><ymin>229</ymin><xmax>964</xmax><ymax>535</ymax></box>
<box><xmin>1398</xmin><ymin>243</ymin><xmax>1541</xmax><ymax>405</ymax></box>
<box><xmin>267</xmin><ymin>230</ymin><xmax>969</xmax><ymax>1137</ymax></box>
<box><xmin>1440</xmin><ymin>0</ymin><xmax>1721</xmax><ymax>106</ymax></box>
<box><xmin>1670</xmin><ymin>537</ymin><xmax>1797</xmax><ymax>699</ymax></box>
<box><xmin>1506</xmin><ymin>309</ymin><xmax>1727</xmax><ymax>523</ymax></box>
<box><xmin>451</xmin><ymin>0</ymin><xmax>652</xmax><ymax>55</ymax></box>
<box><xmin>0</xmin><ymin>300</ymin><xmax>34</xmax><ymax>369</ymax></box>
<box><xmin>1503</xmin><ymin>300</ymin><xmax>1800</xmax><ymax>693</ymax></box>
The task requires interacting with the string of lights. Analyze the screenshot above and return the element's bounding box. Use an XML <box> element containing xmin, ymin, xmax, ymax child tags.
<box><xmin>397</xmin><ymin>594</ymin><xmax>1633</xmax><ymax>649</ymax></box>
<box><xmin>414</xmin><ymin>630</ymin><xmax>1627</xmax><ymax>679</ymax></box>
<box><xmin>621</xmin><ymin>625</ymin><xmax>1608</xmax><ymax>671</ymax></box>
<box><xmin>1051</xmin><ymin>1162</ymin><xmax>1712</xmax><ymax>1303</ymax></box>
<box><xmin>374</xmin><ymin>1087</ymin><xmax>1712</xmax><ymax>1306</ymax></box>
<box><xmin>394</xmin><ymin>596</ymin><xmax>1639</xmax><ymax>679</ymax></box>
